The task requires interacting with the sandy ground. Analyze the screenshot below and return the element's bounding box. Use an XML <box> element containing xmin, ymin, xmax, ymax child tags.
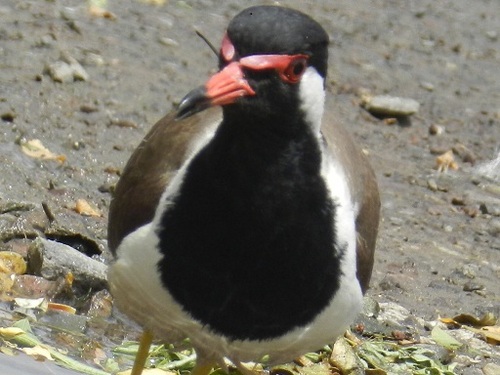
<box><xmin>1</xmin><ymin>0</ymin><xmax>499</xmax><ymax>373</ymax></box>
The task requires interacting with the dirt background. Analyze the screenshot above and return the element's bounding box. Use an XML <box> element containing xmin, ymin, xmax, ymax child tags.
<box><xmin>1</xmin><ymin>0</ymin><xmax>499</xmax><ymax>373</ymax></box>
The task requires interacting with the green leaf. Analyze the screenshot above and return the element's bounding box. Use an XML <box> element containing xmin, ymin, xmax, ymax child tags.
<box><xmin>431</xmin><ymin>326</ymin><xmax>463</xmax><ymax>350</ymax></box>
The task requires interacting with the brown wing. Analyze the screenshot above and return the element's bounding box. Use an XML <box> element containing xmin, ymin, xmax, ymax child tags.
<box><xmin>321</xmin><ymin>110</ymin><xmax>380</xmax><ymax>293</ymax></box>
<box><xmin>108</xmin><ymin>107</ymin><xmax>222</xmax><ymax>253</ymax></box>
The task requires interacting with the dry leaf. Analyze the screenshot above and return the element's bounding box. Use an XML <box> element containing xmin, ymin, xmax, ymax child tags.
<box><xmin>453</xmin><ymin>313</ymin><xmax>497</xmax><ymax>327</ymax></box>
<box><xmin>14</xmin><ymin>297</ymin><xmax>46</xmax><ymax>309</ymax></box>
<box><xmin>435</xmin><ymin>150</ymin><xmax>459</xmax><ymax>172</ymax></box>
<box><xmin>0</xmin><ymin>273</ymin><xmax>15</xmax><ymax>295</ymax></box>
<box><xmin>0</xmin><ymin>251</ymin><xmax>27</xmax><ymax>275</ymax></box>
<box><xmin>118</xmin><ymin>368</ymin><xmax>175</xmax><ymax>375</ymax></box>
<box><xmin>22</xmin><ymin>345</ymin><xmax>54</xmax><ymax>361</ymax></box>
<box><xmin>74</xmin><ymin>199</ymin><xmax>101</xmax><ymax>217</ymax></box>
<box><xmin>20</xmin><ymin>139</ymin><xmax>66</xmax><ymax>163</ymax></box>
<box><xmin>88</xmin><ymin>0</ymin><xmax>116</xmax><ymax>19</ymax></box>
<box><xmin>140</xmin><ymin>0</ymin><xmax>167</xmax><ymax>4</ymax></box>
<box><xmin>48</xmin><ymin>302</ymin><xmax>76</xmax><ymax>314</ymax></box>
<box><xmin>329</xmin><ymin>337</ymin><xmax>364</xmax><ymax>374</ymax></box>
<box><xmin>441</xmin><ymin>312</ymin><xmax>497</xmax><ymax>327</ymax></box>
<box><xmin>463</xmin><ymin>325</ymin><xmax>500</xmax><ymax>345</ymax></box>
<box><xmin>0</xmin><ymin>327</ymin><xmax>25</xmax><ymax>340</ymax></box>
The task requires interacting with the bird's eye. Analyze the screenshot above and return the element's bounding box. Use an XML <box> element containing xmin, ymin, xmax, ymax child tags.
<box><xmin>282</xmin><ymin>57</ymin><xmax>307</xmax><ymax>84</ymax></box>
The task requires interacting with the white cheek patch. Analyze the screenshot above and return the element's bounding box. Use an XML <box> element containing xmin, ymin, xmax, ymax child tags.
<box><xmin>298</xmin><ymin>67</ymin><xmax>325</xmax><ymax>135</ymax></box>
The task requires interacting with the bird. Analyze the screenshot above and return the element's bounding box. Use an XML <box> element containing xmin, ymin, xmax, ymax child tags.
<box><xmin>107</xmin><ymin>5</ymin><xmax>380</xmax><ymax>375</ymax></box>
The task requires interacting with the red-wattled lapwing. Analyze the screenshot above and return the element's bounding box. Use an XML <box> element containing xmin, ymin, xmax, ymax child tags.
<box><xmin>107</xmin><ymin>5</ymin><xmax>380</xmax><ymax>375</ymax></box>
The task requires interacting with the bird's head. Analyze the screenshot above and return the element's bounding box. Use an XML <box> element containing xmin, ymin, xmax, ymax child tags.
<box><xmin>176</xmin><ymin>6</ymin><xmax>329</xmax><ymax>129</ymax></box>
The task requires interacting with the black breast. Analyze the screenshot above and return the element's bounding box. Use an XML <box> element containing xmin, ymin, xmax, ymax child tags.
<box><xmin>157</xmin><ymin>120</ymin><xmax>342</xmax><ymax>341</ymax></box>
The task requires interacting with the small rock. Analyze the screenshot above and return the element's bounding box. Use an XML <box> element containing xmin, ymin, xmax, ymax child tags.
<box><xmin>82</xmin><ymin>51</ymin><xmax>105</xmax><ymax>66</ymax></box>
<box><xmin>98</xmin><ymin>182</ymin><xmax>114</xmax><ymax>193</ymax></box>
<box><xmin>158</xmin><ymin>36</ymin><xmax>179</xmax><ymax>47</ymax></box>
<box><xmin>451</xmin><ymin>196</ymin><xmax>466</xmax><ymax>206</ymax></box>
<box><xmin>39</xmin><ymin>34</ymin><xmax>56</xmax><ymax>47</ymax></box>
<box><xmin>420</xmin><ymin>81</ymin><xmax>435</xmax><ymax>91</ymax></box>
<box><xmin>429</xmin><ymin>146</ymin><xmax>449</xmax><ymax>155</ymax></box>
<box><xmin>463</xmin><ymin>282</ymin><xmax>484</xmax><ymax>292</ymax></box>
<box><xmin>361</xmin><ymin>95</ymin><xmax>420</xmax><ymax>116</ymax></box>
<box><xmin>85</xmin><ymin>289</ymin><xmax>113</xmax><ymax>318</ymax></box>
<box><xmin>40</xmin><ymin>309</ymin><xmax>88</xmax><ymax>334</ymax></box>
<box><xmin>60</xmin><ymin>6</ymin><xmax>78</xmax><ymax>21</ymax></box>
<box><xmin>45</xmin><ymin>61</ymin><xmax>74</xmax><ymax>83</ymax></box>
<box><xmin>483</xmin><ymin>363</ymin><xmax>500</xmax><ymax>375</ymax></box>
<box><xmin>80</xmin><ymin>104</ymin><xmax>98</xmax><ymax>113</ymax></box>
<box><xmin>487</xmin><ymin>217</ymin><xmax>500</xmax><ymax>237</ymax></box>
<box><xmin>484</xmin><ymin>184</ymin><xmax>500</xmax><ymax>196</ymax></box>
<box><xmin>463</xmin><ymin>206</ymin><xmax>479</xmax><ymax>218</ymax></box>
<box><xmin>453</xmin><ymin>143</ymin><xmax>476</xmax><ymax>164</ymax></box>
<box><xmin>485</xmin><ymin>30</ymin><xmax>498</xmax><ymax>41</ymax></box>
<box><xmin>44</xmin><ymin>54</ymin><xmax>89</xmax><ymax>83</ymax></box>
<box><xmin>61</xmin><ymin>53</ymin><xmax>89</xmax><ymax>81</ymax></box>
<box><xmin>427</xmin><ymin>178</ymin><xmax>438</xmax><ymax>191</ymax></box>
<box><xmin>460</xmin><ymin>264</ymin><xmax>478</xmax><ymax>278</ymax></box>
<box><xmin>27</xmin><ymin>238</ymin><xmax>107</xmax><ymax>290</ymax></box>
<box><xmin>479</xmin><ymin>203</ymin><xmax>489</xmax><ymax>215</ymax></box>
<box><xmin>1</xmin><ymin>111</ymin><xmax>16</xmax><ymax>122</ymax></box>
<box><xmin>429</xmin><ymin>124</ymin><xmax>444</xmax><ymax>135</ymax></box>
<box><xmin>361</xmin><ymin>296</ymin><xmax>380</xmax><ymax>318</ymax></box>
<box><xmin>476</xmin><ymin>152</ymin><xmax>500</xmax><ymax>182</ymax></box>
<box><xmin>11</xmin><ymin>274</ymin><xmax>66</xmax><ymax>299</ymax></box>
<box><xmin>377</xmin><ymin>302</ymin><xmax>412</xmax><ymax>325</ymax></box>
<box><xmin>109</xmin><ymin>118</ymin><xmax>138</xmax><ymax>128</ymax></box>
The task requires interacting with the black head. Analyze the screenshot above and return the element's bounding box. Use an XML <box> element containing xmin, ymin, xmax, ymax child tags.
<box><xmin>177</xmin><ymin>6</ymin><xmax>329</xmax><ymax>122</ymax></box>
<box><xmin>226</xmin><ymin>6</ymin><xmax>329</xmax><ymax>78</ymax></box>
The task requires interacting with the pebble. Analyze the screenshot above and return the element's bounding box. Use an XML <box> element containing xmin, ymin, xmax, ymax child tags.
<box><xmin>27</xmin><ymin>238</ymin><xmax>107</xmax><ymax>290</ymax></box>
<box><xmin>98</xmin><ymin>182</ymin><xmax>114</xmax><ymax>193</ymax></box>
<box><xmin>427</xmin><ymin>178</ymin><xmax>438</xmax><ymax>191</ymax></box>
<box><xmin>463</xmin><ymin>282</ymin><xmax>484</xmax><ymax>292</ymax></box>
<box><xmin>361</xmin><ymin>95</ymin><xmax>420</xmax><ymax>117</ymax></box>
<box><xmin>476</xmin><ymin>153</ymin><xmax>500</xmax><ymax>182</ymax></box>
<box><xmin>44</xmin><ymin>54</ymin><xmax>89</xmax><ymax>83</ymax></box>
<box><xmin>460</xmin><ymin>264</ymin><xmax>478</xmax><ymax>278</ymax></box>
<box><xmin>61</xmin><ymin>53</ymin><xmax>88</xmax><ymax>80</ymax></box>
<box><xmin>82</xmin><ymin>52</ymin><xmax>105</xmax><ymax>66</ymax></box>
<box><xmin>453</xmin><ymin>143</ymin><xmax>476</xmax><ymax>164</ymax></box>
<box><xmin>420</xmin><ymin>81</ymin><xmax>435</xmax><ymax>91</ymax></box>
<box><xmin>11</xmin><ymin>274</ymin><xmax>64</xmax><ymax>299</ymax></box>
<box><xmin>485</xmin><ymin>30</ymin><xmax>498</xmax><ymax>41</ymax></box>
<box><xmin>85</xmin><ymin>289</ymin><xmax>113</xmax><ymax>318</ymax></box>
<box><xmin>443</xmin><ymin>224</ymin><xmax>453</xmax><ymax>232</ymax></box>
<box><xmin>45</xmin><ymin>61</ymin><xmax>74</xmax><ymax>83</ymax></box>
<box><xmin>377</xmin><ymin>302</ymin><xmax>412</xmax><ymax>324</ymax></box>
<box><xmin>40</xmin><ymin>309</ymin><xmax>88</xmax><ymax>334</ymax></box>
<box><xmin>487</xmin><ymin>217</ymin><xmax>500</xmax><ymax>237</ymax></box>
<box><xmin>1</xmin><ymin>111</ymin><xmax>16</xmax><ymax>122</ymax></box>
<box><xmin>483</xmin><ymin>363</ymin><xmax>500</xmax><ymax>375</ymax></box>
<box><xmin>428</xmin><ymin>124</ymin><xmax>444</xmax><ymax>135</ymax></box>
<box><xmin>38</xmin><ymin>34</ymin><xmax>55</xmax><ymax>47</ymax></box>
<box><xmin>451</xmin><ymin>196</ymin><xmax>466</xmax><ymax>206</ymax></box>
<box><xmin>158</xmin><ymin>36</ymin><xmax>179</xmax><ymax>47</ymax></box>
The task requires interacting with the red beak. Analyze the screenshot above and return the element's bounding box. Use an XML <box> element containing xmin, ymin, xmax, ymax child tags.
<box><xmin>176</xmin><ymin>62</ymin><xmax>255</xmax><ymax>120</ymax></box>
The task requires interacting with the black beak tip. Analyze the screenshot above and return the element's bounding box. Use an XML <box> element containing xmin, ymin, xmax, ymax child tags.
<box><xmin>175</xmin><ymin>86</ymin><xmax>209</xmax><ymax>120</ymax></box>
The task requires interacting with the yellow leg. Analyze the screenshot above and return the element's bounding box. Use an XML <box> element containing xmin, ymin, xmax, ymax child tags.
<box><xmin>191</xmin><ymin>360</ymin><xmax>215</xmax><ymax>375</ymax></box>
<box><xmin>131</xmin><ymin>329</ymin><xmax>154</xmax><ymax>375</ymax></box>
